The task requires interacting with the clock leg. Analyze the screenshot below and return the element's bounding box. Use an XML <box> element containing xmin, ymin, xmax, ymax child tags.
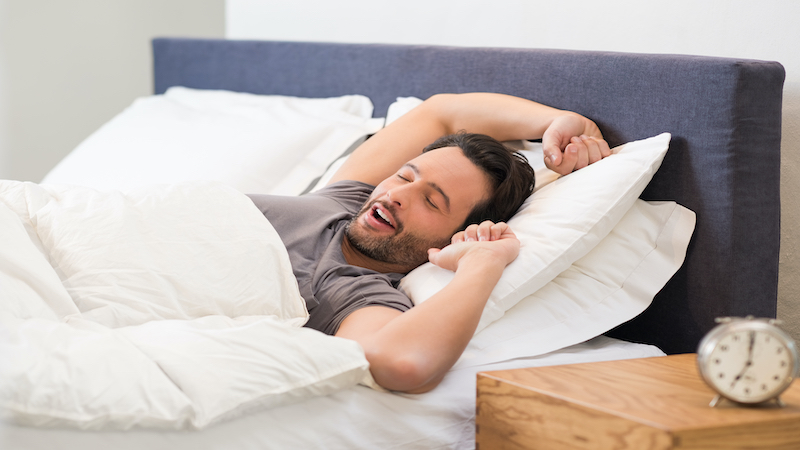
<box><xmin>709</xmin><ymin>394</ymin><xmax>724</xmax><ymax>408</ymax></box>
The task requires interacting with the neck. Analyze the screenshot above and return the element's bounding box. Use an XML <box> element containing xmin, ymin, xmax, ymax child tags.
<box><xmin>341</xmin><ymin>234</ymin><xmax>414</xmax><ymax>274</ymax></box>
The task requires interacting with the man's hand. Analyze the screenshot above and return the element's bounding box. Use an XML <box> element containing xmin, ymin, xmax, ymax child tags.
<box><xmin>427</xmin><ymin>221</ymin><xmax>520</xmax><ymax>273</ymax></box>
<box><xmin>543</xmin><ymin>113</ymin><xmax>612</xmax><ymax>175</ymax></box>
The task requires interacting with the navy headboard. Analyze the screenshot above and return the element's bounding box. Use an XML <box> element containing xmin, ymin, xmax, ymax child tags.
<box><xmin>153</xmin><ymin>38</ymin><xmax>785</xmax><ymax>354</ymax></box>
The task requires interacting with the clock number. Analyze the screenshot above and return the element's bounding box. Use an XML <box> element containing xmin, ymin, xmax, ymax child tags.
<box><xmin>721</xmin><ymin>345</ymin><xmax>729</xmax><ymax>352</ymax></box>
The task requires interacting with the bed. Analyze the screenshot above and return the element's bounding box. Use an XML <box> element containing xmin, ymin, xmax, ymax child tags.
<box><xmin>0</xmin><ymin>38</ymin><xmax>784</xmax><ymax>449</ymax></box>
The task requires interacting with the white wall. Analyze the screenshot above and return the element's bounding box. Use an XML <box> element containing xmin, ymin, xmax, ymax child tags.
<box><xmin>227</xmin><ymin>0</ymin><xmax>800</xmax><ymax>340</ymax></box>
<box><xmin>0</xmin><ymin>0</ymin><xmax>225</xmax><ymax>183</ymax></box>
<box><xmin>0</xmin><ymin>1</ymin><xmax>8</xmax><ymax>179</ymax></box>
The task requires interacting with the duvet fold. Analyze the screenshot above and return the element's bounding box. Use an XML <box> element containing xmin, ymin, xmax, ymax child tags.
<box><xmin>0</xmin><ymin>180</ymin><xmax>370</xmax><ymax>430</ymax></box>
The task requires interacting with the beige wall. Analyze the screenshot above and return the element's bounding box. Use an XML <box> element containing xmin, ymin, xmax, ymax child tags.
<box><xmin>0</xmin><ymin>0</ymin><xmax>225</xmax><ymax>182</ymax></box>
<box><xmin>227</xmin><ymin>0</ymin><xmax>800</xmax><ymax>340</ymax></box>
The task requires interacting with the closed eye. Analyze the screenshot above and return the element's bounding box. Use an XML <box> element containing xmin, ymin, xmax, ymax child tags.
<box><xmin>401</xmin><ymin>162</ymin><xmax>451</xmax><ymax>214</ymax></box>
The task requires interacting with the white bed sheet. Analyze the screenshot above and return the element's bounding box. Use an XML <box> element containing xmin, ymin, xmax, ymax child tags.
<box><xmin>1</xmin><ymin>336</ymin><xmax>664</xmax><ymax>450</ymax></box>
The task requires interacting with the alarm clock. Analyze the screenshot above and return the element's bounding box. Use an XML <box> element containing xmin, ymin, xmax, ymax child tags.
<box><xmin>697</xmin><ymin>316</ymin><xmax>799</xmax><ymax>407</ymax></box>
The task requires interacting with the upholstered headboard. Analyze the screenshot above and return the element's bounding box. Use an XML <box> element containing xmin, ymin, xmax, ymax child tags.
<box><xmin>152</xmin><ymin>38</ymin><xmax>784</xmax><ymax>354</ymax></box>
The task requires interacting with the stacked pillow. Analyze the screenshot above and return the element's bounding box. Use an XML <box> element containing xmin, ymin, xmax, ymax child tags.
<box><xmin>42</xmin><ymin>87</ymin><xmax>383</xmax><ymax>195</ymax></box>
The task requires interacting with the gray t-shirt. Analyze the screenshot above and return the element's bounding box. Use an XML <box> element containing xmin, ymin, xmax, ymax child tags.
<box><xmin>247</xmin><ymin>181</ymin><xmax>413</xmax><ymax>335</ymax></box>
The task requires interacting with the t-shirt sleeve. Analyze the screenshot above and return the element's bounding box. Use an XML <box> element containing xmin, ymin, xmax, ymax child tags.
<box><xmin>306</xmin><ymin>268</ymin><xmax>414</xmax><ymax>336</ymax></box>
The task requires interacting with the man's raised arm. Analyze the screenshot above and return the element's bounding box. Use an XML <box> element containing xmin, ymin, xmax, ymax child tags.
<box><xmin>328</xmin><ymin>92</ymin><xmax>609</xmax><ymax>186</ymax></box>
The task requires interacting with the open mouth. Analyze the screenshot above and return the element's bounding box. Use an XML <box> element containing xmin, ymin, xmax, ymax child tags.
<box><xmin>370</xmin><ymin>204</ymin><xmax>395</xmax><ymax>229</ymax></box>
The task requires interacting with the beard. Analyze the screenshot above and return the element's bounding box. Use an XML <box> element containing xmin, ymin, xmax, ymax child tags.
<box><xmin>345</xmin><ymin>201</ymin><xmax>451</xmax><ymax>271</ymax></box>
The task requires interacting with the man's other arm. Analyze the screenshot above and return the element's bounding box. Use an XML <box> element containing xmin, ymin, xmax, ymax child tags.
<box><xmin>335</xmin><ymin>221</ymin><xmax>518</xmax><ymax>393</ymax></box>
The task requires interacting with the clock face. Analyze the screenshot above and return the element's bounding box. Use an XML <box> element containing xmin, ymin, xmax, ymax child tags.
<box><xmin>701</xmin><ymin>327</ymin><xmax>796</xmax><ymax>404</ymax></box>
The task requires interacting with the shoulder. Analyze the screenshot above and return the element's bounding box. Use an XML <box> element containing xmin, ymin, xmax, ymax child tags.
<box><xmin>316</xmin><ymin>271</ymin><xmax>413</xmax><ymax>335</ymax></box>
<box><xmin>309</xmin><ymin>180</ymin><xmax>375</xmax><ymax>213</ymax></box>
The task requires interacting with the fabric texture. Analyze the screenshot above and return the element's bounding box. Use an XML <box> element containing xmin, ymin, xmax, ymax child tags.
<box><xmin>0</xmin><ymin>180</ymin><xmax>371</xmax><ymax>430</ymax></box>
<box><xmin>41</xmin><ymin>88</ymin><xmax>383</xmax><ymax>196</ymax></box>
<box><xmin>248</xmin><ymin>181</ymin><xmax>413</xmax><ymax>335</ymax></box>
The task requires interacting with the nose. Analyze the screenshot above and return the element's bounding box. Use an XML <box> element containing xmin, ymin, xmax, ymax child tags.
<box><xmin>386</xmin><ymin>182</ymin><xmax>413</xmax><ymax>208</ymax></box>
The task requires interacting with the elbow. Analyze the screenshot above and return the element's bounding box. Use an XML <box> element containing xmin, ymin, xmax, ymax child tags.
<box><xmin>364</xmin><ymin>347</ymin><xmax>442</xmax><ymax>393</ymax></box>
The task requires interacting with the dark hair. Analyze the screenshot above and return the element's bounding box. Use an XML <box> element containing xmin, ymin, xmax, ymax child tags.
<box><xmin>423</xmin><ymin>131</ymin><xmax>535</xmax><ymax>230</ymax></box>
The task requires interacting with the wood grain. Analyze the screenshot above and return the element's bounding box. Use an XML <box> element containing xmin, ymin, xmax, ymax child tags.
<box><xmin>476</xmin><ymin>354</ymin><xmax>800</xmax><ymax>449</ymax></box>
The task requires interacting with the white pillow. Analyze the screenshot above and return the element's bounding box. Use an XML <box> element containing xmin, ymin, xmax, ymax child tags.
<box><xmin>454</xmin><ymin>199</ymin><xmax>695</xmax><ymax>369</ymax></box>
<box><xmin>400</xmin><ymin>132</ymin><xmax>672</xmax><ymax>332</ymax></box>
<box><xmin>42</xmin><ymin>87</ymin><xmax>384</xmax><ymax>195</ymax></box>
<box><xmin>385</xmin><ymin>96</ymin><xmax>424</xmax><ymax>125</ymax></box>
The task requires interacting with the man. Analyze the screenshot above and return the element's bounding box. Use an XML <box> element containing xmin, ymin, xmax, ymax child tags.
<box><xmin>249</xmin><ymin>92</ymin><xmax>610</xmax><ymax>393</ymax></box>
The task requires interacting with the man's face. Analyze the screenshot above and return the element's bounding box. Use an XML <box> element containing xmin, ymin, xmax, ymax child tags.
<box><xmin>345</xmin><ymin>147</ymin><xmax>491</xmax><ymax>270</ymax></box>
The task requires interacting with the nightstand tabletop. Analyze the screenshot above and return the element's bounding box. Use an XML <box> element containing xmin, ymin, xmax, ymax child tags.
<box><xmin>476</xmin><ymin>353</ymin><xmax>800</xmax><ymax>449</ymax></box>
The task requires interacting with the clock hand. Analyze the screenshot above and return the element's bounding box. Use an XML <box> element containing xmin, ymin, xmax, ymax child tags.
<box><xmin>730</xmin><ymin>331</ymin><xmax>756</xmax><ymax>389</ymax></box>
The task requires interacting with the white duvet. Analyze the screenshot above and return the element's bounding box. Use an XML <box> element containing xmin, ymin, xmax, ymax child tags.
<box><xmin>0</xmin><ymin>180</ymin><xmax>371</xmax><ymax>430</ymax></box>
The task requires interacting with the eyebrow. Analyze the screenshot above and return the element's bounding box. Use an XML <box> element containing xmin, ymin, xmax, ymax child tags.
<box><xmin>405</xmin><ymin>162</ymin><xmax>451</xmax><ymax>213</ymax></box>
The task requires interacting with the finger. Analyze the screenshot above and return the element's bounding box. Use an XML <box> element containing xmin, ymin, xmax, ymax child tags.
<box><xmin>476</xmin><ymin>221</ymin><xmax>494</xmax><ymax>241</ymax></box>
<box><xmin>463</xmin><ymin>224</ymin><xmax>480</xmax><ymax>242</ymax></box>
<box><xmin>498</xmin><ymin>223</ymin><xmax>516</xmax><ymax>240</ymax></box>
<box><xmin>451</xmin><ymin>231</ymin><xmax>465</xmax><ymax>244</ymax></box>
<box><xmin>558</xmin><ymin>140</ymin><xmax>578</xmax><ymax>174</ymax></box>
<box><xmin>489</xmin><ymin>222</ymin><xmax>508</xmax><ymax>241</ymax></box>
<box><xmin>427</xmin><ymin>247</ymin><xmax>446</xmax><ymax>267</ymax></box>
<box><xmin>598</xmin><ymin>138</ymin><xmax>612</xmax><ymax>158</ymax></box>
<box><xmin>542</xmin><ymin>143</ymin><xmax>563</xmax><ymax>168</ymax></box>
<box><xmin>542</xmin><ymin>129</ymin><xmax>561</xmax><ymax>167</ymax></box>
<box><xmin>569</xmin><ymin>137</ymin><xmax>589</xmax><ymax>171</ymax></box>
<box><xmin>581</xmin><ymin>135</ymin><xmax>603</xmax><ymax>165</ymax></box>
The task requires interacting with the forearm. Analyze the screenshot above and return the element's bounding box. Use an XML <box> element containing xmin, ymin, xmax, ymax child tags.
<box><xmin>330</xmin><ymin>92</ymin><xmax>592</xmax><ymax>186</ymax></box>
<box><xmin>428</xmin><ymin>92</ymin><xmax>578</xmax><ymax>141</ymax></box>
<box><xmin>362</xmin><ymin>250</ymin><xmax>505</xmax><ymax>392</ymax></box>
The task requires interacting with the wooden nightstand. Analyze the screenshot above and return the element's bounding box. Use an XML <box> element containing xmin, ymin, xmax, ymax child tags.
<box><xmin>476</xmin><ymin>353</ymin><xmax>800</xmax><ymax>449</ymax></box>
